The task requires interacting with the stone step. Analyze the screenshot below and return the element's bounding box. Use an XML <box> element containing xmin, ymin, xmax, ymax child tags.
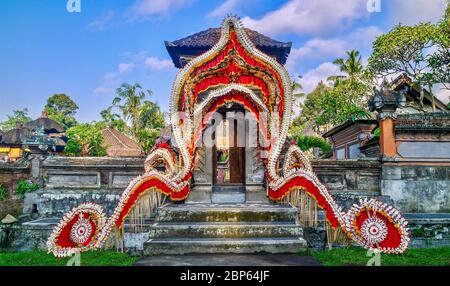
<box><xmin>212</xmin><ymin>185</ymin><xmax>246</xmax><ymax>193</ymax></box>
<box><xmin>148</xmin><ymin>222</ymin><xmax>302</xmax><ymax>238</ymax></box>
<box><xmin>211</xmin><ymin>192</ymin><xmax>246</xmax><ymax>203</ymax></box>
<box><xmin>155</xmin><ymin>203</ymin><xmax>299</xmax><ymax>223</ymax></box>
<box><xmin>144</xmin><ymin>237</ymin><xmax>307</xmax><ymax>255</ymax></box>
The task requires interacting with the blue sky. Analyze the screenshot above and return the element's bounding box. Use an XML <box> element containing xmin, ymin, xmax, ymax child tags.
<box><xmin>0</xmin><ymin>0</ymin><xmax>447</xmax><ymax>123</ymax></box>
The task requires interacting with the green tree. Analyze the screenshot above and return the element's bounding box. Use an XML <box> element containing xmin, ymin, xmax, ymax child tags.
<box><xmin>100</xmin><ymin>107</ymin><xmax>127</xmax><ymax>132</ymax></box>
<box><xmin>368</xmin><ymin>19</ymin><xmax>448</xmax><ymax>111</ymax></box>
<box><xmin>0</xmin><ymin>109</ymin><xmax>32</xmax><ymax>131</ymax></box>
<box><xmin>110</xmin><ymin>83</ymin><xmax>166</xmax><ymax>152</ymax></box>
<box><xmin>113</xmin><ymin>83</ymin><xmax>148</xmax><ymax>139</ymax></box>
<box><xmin>316</xmin><ymin>80</ymin><xmax>368</xmax><ymax>126</ymax></box>
<box><xmin>139</xmin><ymin>101</ymin><xmax>166</xmax><ymax>131</ymax></box>
<box><xmin>297</xmin><ymin>82</ymin><xmax>329</xmax><ymax>124</ymax></box>
<box><xmin>319</xmin><ymin>49</ymin><xmax>370</xmax><ymax>126</ymax></box>
<box><xmin>44</xmin><ymin>94</ymin><xmax>79</xmax><ymax>129</ymax></box>
<box><xmin>292</xmin><ymin>75</ymin><xmax>305</xmax><ymax>109</ymax></box>
<box><xmin>64</xmin><ymin>122</ymin><xmax>107</xmax><ymax>157</ymax></box>
<box><xmin>429</xmin><ymin>4</ymin><xmax>450</xmax><ymax>91</ymax></box>
<box><xmin>329</xmin><ymin>49</ymin><xmax>364</xmax><ymax>84</ymax></box>
<box><xmin>291</xmin><ymin>58</ymin><xmax>369</xmax><ymax>135</ymax></box>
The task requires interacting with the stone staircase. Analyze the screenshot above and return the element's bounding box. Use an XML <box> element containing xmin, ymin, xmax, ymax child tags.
<box><xmin>144</xmin><ymin>203</ymin><xmax>307</xmax><ymax>255</ymax></box>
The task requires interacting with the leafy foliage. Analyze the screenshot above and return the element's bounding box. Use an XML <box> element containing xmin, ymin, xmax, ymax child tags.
<box><xmin>429</xmin><ymin>4</ymin><xmax>450</xmax><ymax>90</ymax></box>
<box><xmin>315</xmin><ymin>80</ymin><xmax>369</xmax><ymax>126</ymax></box>
<box><xmin>291</xmin><ymin>49</ymin><xmax>370</xmax><ymax>135</ymax></box>
<box><xmin>0</xmin><ymin>109</ymin><xmax>32</xmax><ymax>132</ymax></box>
<box><xmin>110</xmin><ymin>83</ymin><xmax>166</xmax><ymax>153</ymax></box>
<box><xmin>0</xmin><ymin>184</ymin><xmax>7</xmax><ymax>202</ymax></box>
<box><xmin>100</xmin><ymin>107</ymin><xmax>127</xmax><ymax>132</ymax></box>
<box><xmin>15</xmin><ymin>180</ymin><xmax>40</xmax><ymax>198</ymax></box>
<box><xmin>44</xmin><ymin>94</ymin><xmax>79</xmax><ymax>129</ymax></box>
<box><xmin>64</xmin><ymin>122</ymin><xmax>107</xmax><ymax>157</ymax></box>
<box><xmin>291</xmin><ymin>82</ymin><xmax>330</xmax><ymax>134</ymax></box>
<box><xmin>295</xmin><ymin>135</ymin><xmax>332</xmax><ymax>156</ymax></box>
<box><xmin>372</xmin><ymin>127</ymin><xmax>380</xmax><ymax>137</ymax></box>
<box><xmin>291</xmin><ymin>75</ymin><xmax>305</xmax><ymax>110</ymax></box>
<box><xmin>368</xmin><ymin>23</ymin><xmax>437</xmax><ymax>78</ymax></box>
<box><xmin>368</xmin><ymin>6</ymin><xmax>450</xmax><ymax>111</ymax></box>
<box><xmin>330</xmin><ymin>49</ymin><xmax>364</xmax><ymax>84</ymax></box>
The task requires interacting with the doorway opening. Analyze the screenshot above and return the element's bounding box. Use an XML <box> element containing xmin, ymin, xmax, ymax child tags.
<box><xmin>212</xmin><ymin>105</ymin><xmax>246</xmax><ymax>186</ymax></box>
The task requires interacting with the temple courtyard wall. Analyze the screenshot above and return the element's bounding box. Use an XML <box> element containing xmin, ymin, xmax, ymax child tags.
<box><xmin>1</xmin><ymin>156</ymin><xmax>449</xmax><ymax>251</ymax></box>
<box><xmin>0</xmin><ymin>162</ymin><xmax>31</xmax><ymax>219</ymax></box>
<box><xmin>25</xmin><ymin>157</ymin><xmax>385</xmax><ymax>217</ymax></box>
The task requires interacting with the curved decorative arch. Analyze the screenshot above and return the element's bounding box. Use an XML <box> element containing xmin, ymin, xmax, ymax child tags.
<box><xmin>168</xmin><ymin>17</ymin><xmax>293</xmax><ymax>183</ymax></box>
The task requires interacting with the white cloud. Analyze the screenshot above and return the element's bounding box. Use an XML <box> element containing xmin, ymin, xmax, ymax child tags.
<box><xmin>207</xmin><ymin>0</ymin><xmax>240</xmax><ymax>18</ymax></box>
<box><xmin>298</xmin><ymin>62</ymin><xmax>341</xmax><ymax>94</ymax></box>
<box><xmin>286</xmin><ymin>26</ymin><xmax>383</xmax><ymax>72</ymax></box>
<box><xmin>127</xmin><ymin>0</ymin><xmax>194</xmax><ymax>21</ymax></box>
<box><xmin>103</xmin><ymin>62</ymin><xmax>136</xmax><ymax>81</ymax></box>
<box><xmin>290</xmin><ymin>62</ymin><xmax>341</xmax><ymax>115</ymax></box>
<box><xmin>388</xmin><ymin>0</ymin><xmax>447</xmax><ymax>25</ymax></box>
<box><xmin>87</xmin><ymin>11</ymin><xmax>115</xmax><ymax>31</ymax></box>
<box><xmin>93</xmin><ymin>86</ymin><xmax>115</xmax><ymax>96</ymax></box>
<box><xmin>144</xmin><ymin>57</ymin><xmax>173</xmax><ymax>70</ymax></box>
<box><xmin>94</xmin><ymin>54</ymin><xmax>174</xmax><ymax>96</ymax></box>
<box><xmin>435</xmin><ymin>87</ymin><xmax>450</xmax><ymax>104</ymax></box>
<box><xmin>118</xmin><ymin>62</ymin><xmax>136</xmax><ymax>73</ymax></box>
<box><xmin>241</xmin><ymin>0</ymin><xmax>370</xmax><ymax>37</ymax></box>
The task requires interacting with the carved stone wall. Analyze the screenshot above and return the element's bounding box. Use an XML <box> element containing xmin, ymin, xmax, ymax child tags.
<box><xmin>311</xmin><ymin>159</ymin><xmax>382</xmax><ymax>210</ymax></box>
<box><xmin>381</xmin><ymin>164</ymin><xmax>450</xmax><ymax>213</ymax></box>
<box><xmin>22</xmin><ymin>155</ymin><xmax>448</xmax><ymax>217</ymax></box>
<box><xmin>24</xmin><ymin>156</ymin><xmax>144</xmax><ymax>217</ymax></box>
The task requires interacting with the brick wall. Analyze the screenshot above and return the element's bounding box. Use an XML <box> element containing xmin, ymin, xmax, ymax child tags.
<box><xmin>0</xmin><ymin>162</ymin><xmax>31</xmax><ymax>218</ymax></box>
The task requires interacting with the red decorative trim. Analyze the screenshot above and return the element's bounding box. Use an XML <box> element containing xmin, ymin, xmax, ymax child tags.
<box><xmin>268</xmin><ymin>176</ymin><xmax>340</xmax><ymax>227</ymax></box>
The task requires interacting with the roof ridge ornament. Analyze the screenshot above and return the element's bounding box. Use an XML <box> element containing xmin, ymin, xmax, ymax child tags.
<box><xmin>369</xmin><ymin>82</ymin><xmax>408</xmax><ymax>121</ymax></box>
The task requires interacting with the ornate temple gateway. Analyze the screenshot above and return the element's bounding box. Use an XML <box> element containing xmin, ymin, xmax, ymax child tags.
<box><xmin>47</xmin><ymin>17</ymin><xmax>410</xmax><ymax>257</ymax></box>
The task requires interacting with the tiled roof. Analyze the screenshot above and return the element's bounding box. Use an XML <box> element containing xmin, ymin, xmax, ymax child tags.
<box><xmin>24</xmin><ymin>117</ymin><xmax>65</xmax><ymax>133</ymax></box>
<box><xmin>0</xmin><ymin>128</ymin><xmax>31</xmax><ymax>145</ymax></box>
<box><xmin>170</xmin><ymin>28</ymin><xmax>290</xmax><ymax>48</ymax></box>
<box><xmin>102</xmin><ymin>127</ymin><xmax>143</xmax><ymax>157</ymax></box>
<box><xmin>392</xmin><ymin>74</ymin><xmax>448</xmax><ymax>111</ymax></box>
<box><xmin>165</xmin><ymin>28</ymin><xmax>292</xmax><ymax>68</ymax></box>
<box><xmin>322</xmin><ymin>115</ymin><xmax>377</xmax><ymax>138</ymax></box>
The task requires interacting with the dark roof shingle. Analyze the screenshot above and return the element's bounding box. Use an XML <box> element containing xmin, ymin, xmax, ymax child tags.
<box><xmin>24</xmin><ymin>117</ymin><xmax>65</xmax><ymax>133</ymax></box>
<box><xmin>1</xmin><ymin>128</ymin><xmax>31</xmax><ymax>145</ymax></box>
<box><xmin>166</xmin><ymin>27</ymin><xmax>292</xmax><ymax>68</ymax></box>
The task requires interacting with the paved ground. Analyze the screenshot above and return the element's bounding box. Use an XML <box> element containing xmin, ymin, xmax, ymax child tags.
<box><xmin>134</xmin><ymin>254</ymin><xmax>321</xmax><ymax>266</ymax></box>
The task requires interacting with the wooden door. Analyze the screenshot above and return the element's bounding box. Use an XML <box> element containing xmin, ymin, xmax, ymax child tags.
<box><xmin>229</xmin><ymin>119</ymin><xmax>245</xmax><ymax>184</ymax></box>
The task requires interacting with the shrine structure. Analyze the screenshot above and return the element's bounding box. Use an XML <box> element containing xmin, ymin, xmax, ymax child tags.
<box><xmin>47</xmin><ymin>16</ymin><xmax>410</xmax><ymax>257</ymax></box>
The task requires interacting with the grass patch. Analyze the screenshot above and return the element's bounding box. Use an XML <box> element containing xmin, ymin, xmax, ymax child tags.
<box><xmin>311</xmin><ymin>247</ymin><xmax>450</xmax><ymax>266</ymax></box>
<box><xmin>0</xmin><ymin>251</ymin><xmax>139</xmax><ymax>266</ymax></box>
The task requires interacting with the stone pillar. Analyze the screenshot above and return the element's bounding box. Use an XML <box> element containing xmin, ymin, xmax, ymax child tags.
<box><xmin>368</xmin><ymin>82</ymin><xmax>407</xmax><ymax>159</ymax></box>
<box><xmin>379</xmin><ymin>117</ymin><xmax>397</xmax><ymax>158</ymax></box>
<box><xmin>188</xmin><ymin>147</ymin><xmax>213</xmax><ymax>203</ymax></box>
<box><xmin>244</xmin><ymin>117</ymin><xmax>267</xmax><ymax>203</ymax></box>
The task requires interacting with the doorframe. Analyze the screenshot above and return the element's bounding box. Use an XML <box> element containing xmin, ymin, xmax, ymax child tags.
<box><xmin>211</xmin><ymin>108</ymin><xmax>246</xmax><ymax>186</ymax></box>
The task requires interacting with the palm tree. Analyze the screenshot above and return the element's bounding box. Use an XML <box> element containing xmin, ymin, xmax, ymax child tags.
<box><xmin>112</xmin><ymin>83</ymin><xmax>152</xmax><ymax>140</ymax></box>
<box><xmin>329</xmin><ymin>49</ymin><xmax>364</xmax><ymax>84</ymax></box>
<box><xmin>292</xmin><ymin>75</ymin><xmax>305</xmax><ymax>108</ymax></box>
